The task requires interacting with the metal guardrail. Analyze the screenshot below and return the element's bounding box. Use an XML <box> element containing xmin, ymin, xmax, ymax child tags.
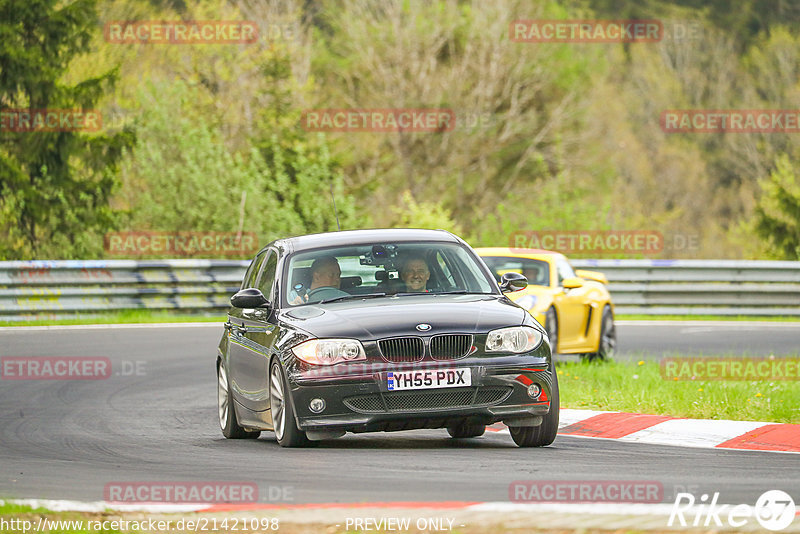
<box><xmin>0</xmin><ymin>260</ymin><xmax>248</xmax><ymax>321</ymax></box>
<box><xmin>572</xmin><ymin>259</ymin><xmax>800</xmax><ymax>316</ymax></box>
<box><xmin>0</xmin><ymin>259</ymin><xmax>799</xmax><ymax>321</ymax></box>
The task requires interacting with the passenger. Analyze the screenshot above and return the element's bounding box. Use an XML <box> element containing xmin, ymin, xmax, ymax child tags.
<box><xmin>400</xmin><ymin>256</ymin><xmax>431</xmax><ymax>292</ymax></box>
<box><xmin>294</xmin><ymin>256</ymin><xmax>349</xmax><ymax>303</ymax></box>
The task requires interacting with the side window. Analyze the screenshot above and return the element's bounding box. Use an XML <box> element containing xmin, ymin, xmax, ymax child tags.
<box><xmin>556</xmin><ymin>258</ymin><xmax>575</xmax><ymax>285</ymax></box>
<box><xmin>256</xmin><ymin>251</ymin><xmax>278</xmax><ymax>300</ymax></box>
<box><xmin>242</xmin><ymin>252</ymin><xmax>266</xmax><ymax>289</ymax></box>
<box><xmin>435</xmin><ymin>251</ymin><xmax>456</xmax><ymax>289</ymax></box>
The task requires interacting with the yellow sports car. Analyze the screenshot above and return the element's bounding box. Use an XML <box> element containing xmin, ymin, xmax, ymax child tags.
<box><xmin>476</xmin><ymin>248</ymin><xmax>616</xmax><ymax>361</ymax></box>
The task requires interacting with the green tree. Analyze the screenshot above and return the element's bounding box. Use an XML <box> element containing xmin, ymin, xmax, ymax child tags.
<box><xmin>753</xmin><ymin>154</ymin><xmax>800</xmax><ymax>260</ymax></box>
<box><xmin>392</xmin><ymin>190</ymin><xmax>462</xmax><ymax>234</ymax></box>
<box><xmin>0</xmin><ymin>0</ymin><xmax>131</xmax><ymax>259</ymax></box>
<box><xmin>117</xmin><ymin>80</ymin><xmax>363</xmax><ymax>257</ymax></box>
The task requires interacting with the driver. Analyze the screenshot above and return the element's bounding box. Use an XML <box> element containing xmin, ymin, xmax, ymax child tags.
<box><xmin>297</xmin><ymin>255</ymin><xmax>349</xmax><ymax>303</ymax></box>
<box><xmin>400</xmin><ymin>256</ymin><xmax>431</xmax><ymax>292</ymax></box>
<box><xmin>521</xmin><ymin>264</ymin><xmax>548</xmax><ymax>286</ymax></box>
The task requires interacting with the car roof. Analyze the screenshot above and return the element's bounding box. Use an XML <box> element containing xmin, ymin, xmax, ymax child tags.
<box><xmin>272</xmin><ymin>228</ymin><xmax>462</xmax><ymax>254</ymax></box>
<box><xmin>474</xmin><ymin>247</ymin><xmax>565</xmax><ymax>258</ymax></box>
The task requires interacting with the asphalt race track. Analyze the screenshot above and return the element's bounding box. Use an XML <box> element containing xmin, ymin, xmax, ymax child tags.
<box><xmin>1</xmin><ymin>323</ymin><xmax>798</xmax><ymax>506</ymax></box>
<box><xmin>614</xmin><ymin>320</ymin><xmax>800</xmax><ymax>359</ymax></box>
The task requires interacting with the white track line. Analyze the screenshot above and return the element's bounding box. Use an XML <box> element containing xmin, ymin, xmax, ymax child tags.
<box><xmin>617</xmin><ymin>320</ymin><xmax>800</xmax><ymax>328</ymax></box>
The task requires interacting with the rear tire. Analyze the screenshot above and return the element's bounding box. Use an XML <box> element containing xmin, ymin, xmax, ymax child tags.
<box><xmin>447</xmin><ymin>422</ymin><xmax>486</xmax><ymax>438</ymax></box>
<box><xmin>218</xmin><ymin>361</ymin><xmax>261</xmax><ymax>439</ymax></box>
<box><xmin>269</xmin><ymin>360</ymin><xmax>313</xmax><ymax>448</ymax></box>
<box><xmin>509</xmin><ymin>361</ymin><xmax>559</xmax><ymax>447</ymax></box>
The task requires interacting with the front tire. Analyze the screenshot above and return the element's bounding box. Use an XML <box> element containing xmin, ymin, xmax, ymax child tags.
<box><xmin>545</xmin><ymin>307</ymin><xmax>558</xmax><ymax>355</ymax></box>
<box><xmin>447</xmin><ymin>422</ymin><xmax>486</xmax><ymax>438</ymax></box>
<box><xmin>218</xmin><ymin>361</ymin><xmax>260</xmax><ymax>439</ymax></box>
<box><xmin>584</xmin><ymin>305</ymin><xmax>616</xmax><ymax>362</ymax></box>
<box><xmin>269</xmin><ymin>360</ymin><xmax>313</xmax><ymax>447</ymax></box>
<box><xmin>509</xmin><ymin>361</ymin><xmax>559</xmax><ymax>447</ymax></box>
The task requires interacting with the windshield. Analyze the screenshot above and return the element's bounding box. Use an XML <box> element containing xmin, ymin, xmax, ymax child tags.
<box><xmin>284</xmin><ymin>242</ymin><xmax>496</xmax><ymax>306</ymax></box>
<box><xmin>480</xmin><ymin>256</ymin><xmax>551</xmax><ymax>288</ymax></box>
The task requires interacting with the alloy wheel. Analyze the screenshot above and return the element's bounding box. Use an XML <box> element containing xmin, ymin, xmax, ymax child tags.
<box><xmin>270</xmin><ymin>364</ymin><xmax>286</xmax><ymax>440</ymax></box>
<box><xmin>217</xmin><ymin>364</ymin><xmax>229</xmax><ymax>430</ymax></box>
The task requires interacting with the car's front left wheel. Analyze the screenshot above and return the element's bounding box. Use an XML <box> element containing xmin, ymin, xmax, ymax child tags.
<box><xmin>509</xmin><ymin>361</ymin><xmax>559</xmax><ymax>447</ymax></box>
<box><xmin>218</xmin><ymin>361</ymin><xmax>260</xmax><ymax>439</ymax></box>
<box><xmin>269</xmin><ymin>360</ymin><xmax>313</xmax><ymax>447</ymax></box>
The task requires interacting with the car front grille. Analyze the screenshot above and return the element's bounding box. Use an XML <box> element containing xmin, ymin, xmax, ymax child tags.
<box><xmin>429</xmin><ymin>334</ymin><xmax>473</xmax><ymax>360</ymax></box>
<box><xmin>343</xmin><ymin>386</ymin><xmax>513</xmax><ymax>414</ymax></box>
<box><xmin>378</xmin><ymin>337</ymin><xmax>425</xmax><ymax>362</ymax></box>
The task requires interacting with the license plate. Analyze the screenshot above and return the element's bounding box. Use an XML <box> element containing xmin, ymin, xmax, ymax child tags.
<box><xmin>387</xmin><ymin>369</ymin><xmax>472</xmax><ymax>391</ymax></box>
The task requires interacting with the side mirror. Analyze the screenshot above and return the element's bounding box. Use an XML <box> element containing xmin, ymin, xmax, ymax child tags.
<box><xmin>499</xmin><ymin>272</ymin><xmax>528</xmax><ymax>293</ymax></box>
<box><xmin>231</xmin><ymin>288</ymin><xmax>270</xmax><ymax>309</ymax></box>
<box><xmin>562</xmin><ymin>277</ymin><xmax>584</xmax><ymax>290</ymax></box>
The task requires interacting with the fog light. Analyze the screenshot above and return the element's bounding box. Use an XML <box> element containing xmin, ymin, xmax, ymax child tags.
<box><xmin>527</xmin><ymin>383</ymin><xmax>542</xmax><ymax>399</ymax></box>
<box><xmin>309</xmin><ymin>398</ymin><xmax>325</xmax><ymax>413</ymax></box>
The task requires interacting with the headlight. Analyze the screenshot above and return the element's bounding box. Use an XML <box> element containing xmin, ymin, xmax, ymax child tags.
<box><xmin>291</xmin><ymin>338</ymin><xmax>366</xmax><ymax>365</ymax></box>
<box><xmin>515</xmin><ymin>295</ymin><xmax>538</xmax><ymax>310</ymax></box>
<box><xmin>485</xmin><ymin>326</ymin><xmax>542</xmax><ymax>353</ymax></box>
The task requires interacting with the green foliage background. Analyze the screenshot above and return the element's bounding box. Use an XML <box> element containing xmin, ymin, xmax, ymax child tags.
<box><xmin>1</xmin><ymin>0</ymin><xmax>798</xmax><ymax>259</ymax></box>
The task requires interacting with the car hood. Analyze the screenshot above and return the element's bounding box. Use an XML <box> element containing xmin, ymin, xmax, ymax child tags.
<box><xmin>279</xmin><ymin>294</ymin><xmax>528</xmax><ymax>339</ymax></box>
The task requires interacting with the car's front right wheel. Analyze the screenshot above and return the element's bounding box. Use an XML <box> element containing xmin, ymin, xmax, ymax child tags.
<box><xmin>509</xmin><ymin>361</ymin><xmax>559</xmax><ymax>447</ymax></box>
<box><xmin>583</xmin><ymin>304</ymin><xmax>616</xmax><ymax>362</ymax></box>
<box><xmin>269</xmin><ymin>360</ymin><xmax>313</xmax><ymax>447</ymax></box>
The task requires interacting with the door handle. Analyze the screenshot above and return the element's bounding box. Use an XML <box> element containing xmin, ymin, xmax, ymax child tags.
<box><xmin>225</xmin><ymin>321</ymin><xmax>247</xmax><ymax>334</ymax></box>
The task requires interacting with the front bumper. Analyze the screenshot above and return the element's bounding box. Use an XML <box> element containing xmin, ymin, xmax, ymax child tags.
<box><xmin>286</xmin><ymin>355</ymin><xmax>554</xmax><ymax>433</ymax></box>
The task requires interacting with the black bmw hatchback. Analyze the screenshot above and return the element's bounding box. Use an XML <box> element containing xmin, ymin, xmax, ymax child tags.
<box><xmin>216</xmin><ymin>228</ymin><xmax>559</xmax><ymax>447</ymax></box>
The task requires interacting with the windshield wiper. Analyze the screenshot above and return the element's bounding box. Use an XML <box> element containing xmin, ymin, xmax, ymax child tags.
<box><xmin>317</xmin><ymin>292</ymin><xmax>387</xmax><ymax>304</ymax></box>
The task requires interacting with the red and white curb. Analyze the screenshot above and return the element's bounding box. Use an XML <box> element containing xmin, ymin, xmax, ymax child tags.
<box><xmin>486</xmin><ymin>409</ymin><xmax>800</xmax><ymax>453</ymax></box>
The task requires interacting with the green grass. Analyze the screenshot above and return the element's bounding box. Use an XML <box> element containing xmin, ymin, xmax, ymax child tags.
<box><xmin>0</xmin><ymin>309</ymin><xmax>225</xmax><ymax>327</ymax></box>
<box><xmin>558</xmin><ymin>359</ymin><xmax>800</xmax><ymax>423</ymax></box>
<box><xmin>617</xmin><ymin>314</ymin><xmax>800</xmax><ymax>322</ymax></box>
<box><xmin>0</xmin><ymin>503</ymin><xmax>107</xmax><ymax>534</ymax></box>
<box><xmin>0</xmin><ymin>502</ymin><xmax>50</xmax><ymax>515</ymax></box>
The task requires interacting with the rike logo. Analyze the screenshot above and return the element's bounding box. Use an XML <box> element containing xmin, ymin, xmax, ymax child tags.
<box><xmin>669</xmin><ymin>490</ymin><xmax>796</xmax><ymax>531</ymax></box>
